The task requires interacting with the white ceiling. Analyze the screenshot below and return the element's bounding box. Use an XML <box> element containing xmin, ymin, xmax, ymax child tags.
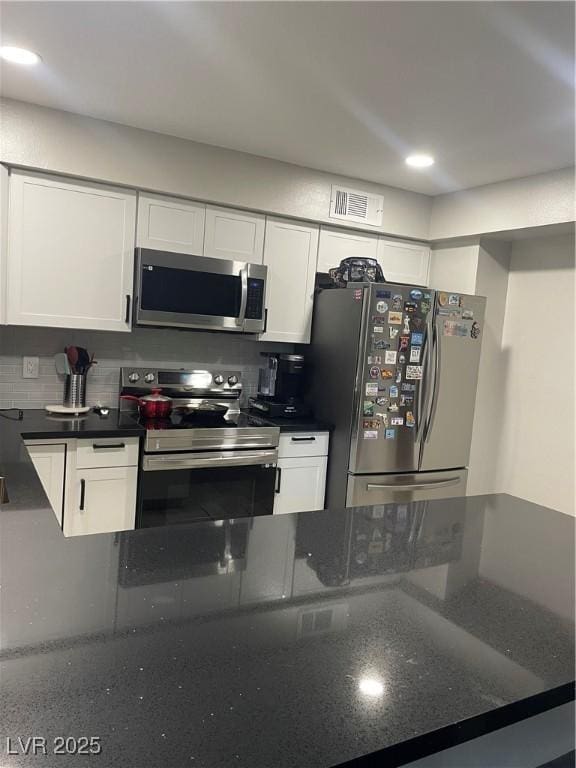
<box><xmin>0</xmin><ymin>1</ymin><xmax>574</xmax><ymax>195</ymax></box>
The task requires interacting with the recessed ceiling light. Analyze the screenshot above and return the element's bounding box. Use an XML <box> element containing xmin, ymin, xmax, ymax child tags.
<box><xmin>0</xmin><ymin>46</ymin><xmax>41</xmax><ymax>66</ymax></box>
<box><xmin>405</xmin><ymin>154</ymin><xmax>435</xmax><ymax>169</ymax></box>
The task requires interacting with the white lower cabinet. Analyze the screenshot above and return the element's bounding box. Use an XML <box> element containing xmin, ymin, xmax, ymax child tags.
<box><xmin>274</xmin><ymin>432</ymin><xmax>329</xmax><ymax>515</ymax></box>
<box><xmin>274</xmin><ymin>456</ymin><xmax>328</xmax><ymax>515</ymax></box>
<box><xmin>66</xmin><ymin>466</ymin><xmax>138</xmax><ymax>537</ymax></box>
<box><xmin>25</xmin><ymin>442</ymin><xmax>67</xmax><ymax>525</ymax></box>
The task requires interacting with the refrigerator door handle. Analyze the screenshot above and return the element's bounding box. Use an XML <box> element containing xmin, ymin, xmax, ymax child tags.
<box><xmin>423</xmin><ymin>316</ymin><xmax>441</xmax><ymax>443</ymax></box>
<box><xmin>366</xmin><ymin>476</ymin><xmax>461</xmax><ymax>491</ymax></box>
<box><xmin>417</xmin><ymin>309</ymin><xmax>434</xmax><ymax>442</ymax></box>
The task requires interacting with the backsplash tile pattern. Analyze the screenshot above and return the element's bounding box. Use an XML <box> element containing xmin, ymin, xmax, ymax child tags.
<box><xmin>0</xmin><ymin>327</ymin><xmax>292</xmax><ymax>409</ymax></box>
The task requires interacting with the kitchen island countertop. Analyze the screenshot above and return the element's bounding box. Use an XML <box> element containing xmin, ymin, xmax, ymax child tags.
<box><xmin>0</xmin><ymin>421</ymin><xmax>574</xmax><ymax>768</ymax></box>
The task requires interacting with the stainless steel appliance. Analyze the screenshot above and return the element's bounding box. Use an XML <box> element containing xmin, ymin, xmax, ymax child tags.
<box><xmin>134</xmin><ymin>249</ymin><xmax>267</xmax><ymax>333</ymax></box>
<box><xmin>119</xmin><ymin>367</ymin><xmax>279</xmax><ymax>527</ymax></box>
<box><xmin>309</xmin><ymin>283</ymin><xmax>486</xmax><ymax>506</ymax></box>
<box><xmin>250</xmin><ymin>354</ymin><xmax>311</xmax><ymax>418</ymax></box>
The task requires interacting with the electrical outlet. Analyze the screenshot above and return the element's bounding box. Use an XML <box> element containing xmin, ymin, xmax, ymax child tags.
<box><xmin>22</xmin><ymin>356</ymin><xmax>39</xmax><ymax>379</ymax></box>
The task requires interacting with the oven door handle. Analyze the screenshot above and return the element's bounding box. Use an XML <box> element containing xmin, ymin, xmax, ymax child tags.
<box><xmin>236</xmin><ymin>268</ymin><xmax>248</xmax><ymax>327</ymax></box>
<box><xmin>142</xmin><ymin>449</ymin><xmax>278</xmax><ymax>472</ymax></box>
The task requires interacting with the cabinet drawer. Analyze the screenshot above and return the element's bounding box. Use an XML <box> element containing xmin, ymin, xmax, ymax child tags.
<box><xmin>76</xmin><ymin>437</ymin><xmax>139</xmax><ymax>468</ymax></box>
<box><xmin>278</xmin><ymin>432</ymin><xmax>329</xmax><ymax>459</ymax></box>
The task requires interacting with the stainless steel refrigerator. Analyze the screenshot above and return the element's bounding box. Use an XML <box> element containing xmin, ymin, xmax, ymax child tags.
<box><xmin>309</xmin><ymin>283</ymin><xmax>486</xmax><ymax>507</ymax></box>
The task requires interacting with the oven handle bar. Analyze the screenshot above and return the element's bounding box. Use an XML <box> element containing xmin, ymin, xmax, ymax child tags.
<box><xmin>142</xmin><ymin>449</ymin><xmax>278</xmax><ymax>472</ymax></box>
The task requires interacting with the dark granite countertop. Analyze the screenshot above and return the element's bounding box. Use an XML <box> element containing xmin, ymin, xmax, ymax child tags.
<box><xmin>243</xmin><ymin>410</ymin><xmax>333</xmax><ymax>433</ymax></box>
<box><xmin>0</xmin><ymin>408</ymin><xmax>144</xmax><ymax>512</ymax></box>
<box><xmin>0</xmin><ymin>460</ymin><xmax>574</xmax><ymax>768</ymax></box>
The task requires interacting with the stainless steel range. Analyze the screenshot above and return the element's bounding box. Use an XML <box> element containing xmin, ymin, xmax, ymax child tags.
<box><xmin>119</xmin><ymin>367</ymin><xmax>280</xmax><ymax>528</ymax></box>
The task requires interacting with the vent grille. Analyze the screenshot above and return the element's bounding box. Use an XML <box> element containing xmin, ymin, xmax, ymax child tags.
<box><xmin>330</xmin><ymin>185</ymin><xmax>383</xmax><ymax>226</ymax></box>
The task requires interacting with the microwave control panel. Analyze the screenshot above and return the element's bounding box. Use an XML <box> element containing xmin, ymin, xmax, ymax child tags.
<box><xmin>246</xmin><ymin>279</ymin><xmax>265</xmax><ymax>319</ymax></box>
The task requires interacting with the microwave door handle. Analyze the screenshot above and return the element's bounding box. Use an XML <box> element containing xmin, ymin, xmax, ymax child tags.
<box><xmin>237</xmin><ymin>268</ymin><xmax>248</xmax><ymax>327</ymax></box>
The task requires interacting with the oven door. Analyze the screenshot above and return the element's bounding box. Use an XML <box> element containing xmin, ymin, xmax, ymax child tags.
<box><xmin>135</xmin><ymin>249</ymin><xmax>267</xmax><ymax>333</ymax></box>
<box><xmin>139</xmin><ymin>449</ymin><xmax>278</xmax><ymax>528</ymax></box>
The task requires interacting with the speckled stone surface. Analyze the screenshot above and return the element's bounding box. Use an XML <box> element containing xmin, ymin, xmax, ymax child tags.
<box><xmin>0</xmin><ymin>450</ymin><xmax>574</xmax><ymax>768</ymax></box>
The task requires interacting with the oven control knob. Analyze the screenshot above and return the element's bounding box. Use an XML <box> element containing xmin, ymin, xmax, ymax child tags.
<box><xmin>128</xmin><ymin>372</ymin><xmax>140</xmax><ymax>383</ymax></box>
<box><xmin>227</xmin><ymin>375</ymin><xmax>238</xmax><ymax>385</ymax></box>
<box><xmin>214</xmin><ymin>374</ymin><xmax>224</xmax><ymax>385</ymax></box>
<box><xmin>144</xmin><ymin>372</ymin><xmax>155</xmax><ymax>383</ymax></box>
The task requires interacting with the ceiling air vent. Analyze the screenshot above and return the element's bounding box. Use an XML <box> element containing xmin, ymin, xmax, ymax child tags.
<box><xmin>329</xmin><ymin>185</ymin><xmax>384</xmax><ymax>227</ymax></box>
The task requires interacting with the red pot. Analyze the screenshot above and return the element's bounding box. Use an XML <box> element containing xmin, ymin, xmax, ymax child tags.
<box><xmin>120</xmin><ymin>388</ymin><xmax>172</xmax><ymax>419</ymax></box>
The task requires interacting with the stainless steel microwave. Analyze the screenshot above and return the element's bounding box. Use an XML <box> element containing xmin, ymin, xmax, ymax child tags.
<box><xmin>134</xmin><ymin>249</ymin><xmax>267</xmax><ymax>333</ymax></box>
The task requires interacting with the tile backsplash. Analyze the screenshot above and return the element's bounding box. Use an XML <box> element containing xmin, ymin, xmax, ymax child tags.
<box><xmin>0</xmin><ymin>326</ymin><xmax>292</xmax><ymax>410</ymax></box>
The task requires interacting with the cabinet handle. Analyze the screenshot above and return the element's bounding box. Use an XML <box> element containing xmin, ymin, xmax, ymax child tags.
<box><xmin>79</xmin><ymin>478</ymin><xmax>86</xmax><ymax>510</ymax></box>
<box><xmin>92</xmin><ymin>443</ymin><xmax>125</xmax><ymax>450</ymax></box>
<box><xmin>275</xmin><ymin>467</ymin><xmax>282</xmax><ymax>494</ymax></box>
<box><xmin>291</xmin><ymin>436</ymin><xmax>315</xmax><ymax>442</ymax></box>
<box><xmin>125</xmin><ymin>295</ymin><xmax>131</xmax><ymax>324</ymax></box>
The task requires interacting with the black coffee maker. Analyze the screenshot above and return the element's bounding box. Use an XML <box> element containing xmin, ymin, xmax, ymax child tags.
<box><xmin>249</xmin><ymin>354</ymin><xmax>311</xmax><ymax>418</ymax></box>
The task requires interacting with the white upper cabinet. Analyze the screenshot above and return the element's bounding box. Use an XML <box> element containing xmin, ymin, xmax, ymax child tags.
<box><xmin>136</xmin><ymin>192</ymin><xmax>205</xmax><ymax>254</ymax></box>
<box><xmin>377</xmin><ymin>238</ymin><xmax>430</xmax><ymax>287</ymax></box>
<box><xmin>317</xmin><ymin>226</ymin><xmax>379</xmax><ymax>273</ymax></box>
<box><xmin>260</xmin><ymin>217</ymin><xmax>319</xmax><ymax>344</ymax></box>
<box><xmin>203</xmin><ymin>204</ymin><xmax>265</xmax><ymax>263</ymax></box>
<box><xmin>7</xmin><ymin>171</ymin><xmax>136</xmax><ymax>332</ymax></box>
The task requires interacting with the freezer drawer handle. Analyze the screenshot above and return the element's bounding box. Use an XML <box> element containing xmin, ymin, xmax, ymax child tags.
<box><xmin>290</xmin><ymin>436</ymin><xmax>315</xmax><ymax>442</ymax></box>
<box><xmin>92</xmin><ymin>443</ymin><xmax>126</xmax><ymax>450</ymax></box>
<box><xmin>366</xmin><ymin>477</ymin><xmax>461</xmax><ymax>492</ymax></box>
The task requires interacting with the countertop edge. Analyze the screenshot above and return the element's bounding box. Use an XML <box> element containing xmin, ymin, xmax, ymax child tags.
<box><xmin>336</xmin><ymin>682</ymin><xmax>576</xmax><ymax>767</ymax></box>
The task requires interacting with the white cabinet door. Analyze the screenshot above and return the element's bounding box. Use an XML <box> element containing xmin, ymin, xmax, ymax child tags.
<box><xmin>203</xmin><ymin>204</ymin><xmax>265</xmax><ymax>263</ymax></box>
<box><xmin>273</xmin><ymin>456</ymin><xmax>328</xmax><ymax>515</ymax></box>
<box><xmin>317</xmin><ymin>226</ymin><xmax>379</xmax><ymax>273</ymax></box>
<box><xmin>136</xmin><ymin>192</ymin><xmax>205</xmax><ymax>254</ymax></box>
<box><xmin>25</xmin><ymin>443</ymin><xmax>66</xmax><ymax>525</ymax></box>
<box><xmin>260</xmin><ymin>217</ymin><xmax>319</xmax><ymax>344</ymax></box>
<box><xmin>7</xmin><ymin>171</ymin><xmax>136</xmax><ymax>332</ymax></box>
<box><xmin>377</xmin><ymin>238</ymin><xmax>430</xmax><ymax>286</ymax></box>
<box><xmin>65</xmin><ymin>466</ymin><xmax>137</xmax><ymax>537</ymax></box>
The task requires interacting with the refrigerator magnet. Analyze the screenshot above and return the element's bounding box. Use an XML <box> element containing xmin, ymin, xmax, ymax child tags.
<box><xmin>410</xmin><ymin>289</ymin><xmax>423</xmax><ymax>300</ymax></box>
<box><xmin>363</xmin><ymin>430</ymin><xmax>379</xmax><ymax>440</ymax></box>
<box><xmin>403</xmin><ymin>316</ymin><xmax>411</xmax><ymax>334</ymax></box>
<box><xmin>439</xmin><ymin>292</ymin><xmax>448</xmax><ymax>306</ymax></box>
<box><xmin>369</xmin><ymin>365</ymin><xmax>380</xmax><ymax>378</ymax></box>
<box><xmin>420</xmin><ymin>300</ymin><xmax>431</xmax><ymax>314</ymax></box>
<box><xmin>388</xmin><ymin>403</ymin><xmax>399</xmax><ymax>412</ymax></box>
<box><xmin>367</xmin><ymin>355</ymin><xmax>382</xmax><ymax>365</ymax></box>
<box><xmin>411</xmin><ymin>332</ymin><xmax>424</xmax><ymax>346</ymax></box>
<box><xmin>395</xmin><ymin>369</ymin><xmax>402</xmax><ymax>383</ymax></box>
<box><xmin>401</xmin><ymin>382</ymin><xmax>416</xmax><ymax>392</ymax></box>
<box><xmin>448</xmin><ymin>294</ymin><xmax>461</xmax><ymax>306</ymax></box>
<box><xmin>389</xmin><ymin>327</ymin><xmax>399</xmax><ymax>339</ymax></box>
<box><xmin>385</xmin><ymin>429</ymin><xmax>396</xmax><ymax>440</ymax></box>
<box><xmin>392</xmin><ymin>294</ymin><xmax>403</xmax><ymax>310</ymax></box>
<box><xmin>380</xmin><ymin>369</ymin><xmax>394</xmax><ymax>379</ymax></box>
<box><xmin>391</xmin><ymin>416</ymin><xmax>404</xmax><ymax>426</ymax></box>
<box><xmin>363</xmin><ymin>401</ymin><xmax>375</xmax><ymax>416</ymax></box>
<box><xmin>363</xmin><ymin>419</ymin><xmax>379</xmax><ymax>430</ymax></box>
<box><xmin>400</xmin><ymin>394</ymin><xmax>414</xmax><ymax>406</ymax></box>
<box><xmin>365</xmin><ymin>383</ymin><xmax>378</xmax><ymax>396</ymax></box>
<box><xmin>389</xmin><ymin>385</ymin><xmax>399</xmax><ymax>398</ymax></box>
<box><xmin>373</xmin><ymin>326</ymin><xmax>384</xmax><ymax>334</ymax></box>
<box><xmin>406</xmin><ymin>411</ymin><xmax>416</xmax><ymax>427</ymax></box>
<box><xmin>399</xmin><ymin>336</ymin><xmax>409</xmax><ymax>350</ymax></box>
<box><xmin>462</xmin><ymin>309</ymin><xmax>474</xmax><ymax>320</ymax></box>
<box><xmin>376</xmin><ymin>301</ymin><xmax>389</xmax><ymax>313</ymax></box>
<box><xmin>471</xmin><ymin>322</ymin><xmax>481</xmax><ymax>339</ymax></box>
<box><xmin>388</xmin><ymin>311</ymin><xmax>402</xmax><ymax>325</ymax></box>
<box><xmin>376</xmin><ymin>290</ymin><xmax>391</xmax><ymax>299</ymax></box>
<box><xmin>376</xmin><ymin>396</ymin><xmax>389</xmax><ymax>406</ymax></box>
<box><xmin>404</xmin><ymin>301</ymin><xmax>418</xmax><ymax>314</ymax></box>
<box><xmin>384</xmin><ymin>350</ymin><xmax>397</xmax><ymax>365</ymax></box>
<box><xmin>409</xmin><ymin>347</ymin><xmax>421</xmax><ymax>363</ymax></box>
<box><xmin>406</xmin><ymin>365</ymin><xmax>423</xmax><ymax>380</ymax></box>
<box><xmin>399</xmin><ymin>354</ymin><xmax>406</xmax><ymax>364</ymax></box>
<box><xmin>376</xmin><ymin>413</ymin><xmax>389</xmax><ymax>427</ymax></box>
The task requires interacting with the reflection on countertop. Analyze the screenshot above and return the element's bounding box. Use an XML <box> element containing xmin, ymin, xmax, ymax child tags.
<box><xmin>0</xmin><ymin>490</ymin><xmax>574</xmax><ymax>767</ymax></box>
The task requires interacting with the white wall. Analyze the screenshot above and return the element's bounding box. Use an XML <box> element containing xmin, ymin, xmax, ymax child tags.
<box><xmin>495</xmin><ymin>232</ymin><xmax>575</xmax><ymax>515</ymax></box>
<box><xmin>429</xmin><ymin>240</ymin><xmax>480</xmax><ymax>293</ymax></box>
<box><xmin>467</xmin><ymin>239</ymin><xmax>511</xmax><ymax>496</ymax></box>
<box><xmin>0</xmin><ymin>98</ymin><xmax>431</xmax><ymax>240</ymax></box>
<box><xmin>429</xmin><ymin>168</ymin><xmax>575</xmax><ymax>241</ymax></box>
